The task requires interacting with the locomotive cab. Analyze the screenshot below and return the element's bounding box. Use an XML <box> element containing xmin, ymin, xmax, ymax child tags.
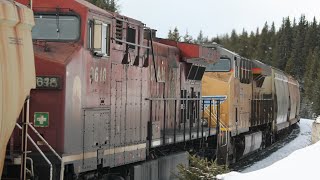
<box><xmin>202</xmin><ymin>46</ymin><xmax>254</xmax><ymax>164</ymax></box>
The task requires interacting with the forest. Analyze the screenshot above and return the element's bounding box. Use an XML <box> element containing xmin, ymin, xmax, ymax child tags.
<box><xmin>168</xmin><ymin>15</ymin><xmax>320</xmax><ymax>118</ymax></box>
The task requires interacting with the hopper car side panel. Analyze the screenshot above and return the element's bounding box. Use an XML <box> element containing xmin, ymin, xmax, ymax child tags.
<box><xmin>0</xmin><ymin>0</ymin><xmax>35</xmax><ymax>176</ymax></box>
<box><xmin>273</xmin><ymin>69</ymin><xmax>290</xmax><ymax>131</ymax></box>
<box><xmin>287</xmin><ymin>77</ymin><xmax>300</xmax><ymax>124</ymax></box>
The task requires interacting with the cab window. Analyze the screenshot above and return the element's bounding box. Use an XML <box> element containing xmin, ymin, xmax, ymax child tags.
<box><xmin>32</xmin><ymin>14</ymin><xmax>80</xmax><ymax>41</ymax></box>
<box><xmin>240</xmin><ymin>58</ymin><xmax>252</xmax><ymax>84</ymax></box>
<box><xmin>88</xmin><ymin>19</ymin><xmax>110</xmax><ymax>57</ymax></box>
<box><xmin>205</xmin><ymin>58</ymin><xmax>231</xmax><ymax>72</ymax></box>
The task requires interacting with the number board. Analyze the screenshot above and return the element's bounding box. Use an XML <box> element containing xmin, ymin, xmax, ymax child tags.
<box><xmin>36</xmin><ymin>76</ymin><xmax>61</xmax><ymax>89</ymax></box>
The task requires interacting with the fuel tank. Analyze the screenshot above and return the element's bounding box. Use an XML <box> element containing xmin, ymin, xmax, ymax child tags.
<box><xmin>0</xmin><ymin>0</ymin><xmax>35</xmax><ymax>175</ymax></box>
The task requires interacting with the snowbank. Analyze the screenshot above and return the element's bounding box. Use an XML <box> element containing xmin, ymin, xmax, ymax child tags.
<box><xmin>218</xmin><ymin>119</ymin><xmax>317</xmax><ymax>180</ymax></box>
<box><xmin>243</xmin><ymin>118</ymin><xmax>312</xmax><ymax>172</ymax></box>
<box><xmin>312</xmin><ymin>116</ymin><xmax>320</xmax><ymax>143</ymax></box>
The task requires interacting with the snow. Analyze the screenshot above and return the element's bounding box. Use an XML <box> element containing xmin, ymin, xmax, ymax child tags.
<box><xmin>217</xmin><ymin>119</ymin><xmax>316</xmax><ymax>180</ymax></box>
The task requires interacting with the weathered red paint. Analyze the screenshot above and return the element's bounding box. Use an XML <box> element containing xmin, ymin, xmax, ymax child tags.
<box><xmin>252</xmin><ymin>67</ymin><xmax>262</xmax><ymax>74</ymax></box>
<box><xmin>157</xmin><ymin>38</ymin><xmax>220</xmax><ymax>63</ymax></box>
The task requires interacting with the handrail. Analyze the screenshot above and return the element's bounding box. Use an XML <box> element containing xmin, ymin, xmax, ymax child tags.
<box><xmin>27</xmin><ymin>125</ymin><xmax>62</xmax><ymax>160</ymax></box>
<box><xmin>16</xmin><ymin>122</ymin><xmax>64</xmax><ymax>180</ymax></box>
<box><xmin>16</xmin><ymin>123</ymin><xmax>53</xmax><ymax>180</ymax></box>
<box><xmin>26</xmin><ymin>157</ymin><xmax>34</xmax><ymax>177</ymax></box>
<box><xmin>27</xmin><ymin>124</ymin><xmax>64</xmax><ymax>180</ymax></box>
<box><xmin>146</xmin><ymin>97</ymin><xmax>203</xmax><ymax>101</ymax></box>
<box><xmin>204</xmin><ymin>108</ymin><xmax>227</xmax><ymax>129</ymax></box>
<box><xmin>111</xmin><ymin>37</ymin><xmax>151</xmax><ymax>49</ymax></box>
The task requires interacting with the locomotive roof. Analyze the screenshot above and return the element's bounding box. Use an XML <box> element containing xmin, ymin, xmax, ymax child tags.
<box><xmin>218</xmin><ymin>46</ymin><xmax>239</xmax><ymax>57</ymax></box>
<box><xmin>252</xmin><ymin>60</ymin><xmax>297</xmax><ymax>81</ymax></box>
<box><xmin>252</xmin><ymin>60</ymin><xmax>272</xmax><ymax>76</ymax></box>
<box><xmin>76</xmin><ymin>0</ymin><xmax>144</xmax><ymax>26</ymax></box>
<box><xmin>76</xmin><ymin>0</ymin><xmax>112</xmax><ymax>15</ymax></box>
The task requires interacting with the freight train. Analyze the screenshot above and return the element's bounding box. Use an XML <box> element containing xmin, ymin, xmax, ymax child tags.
<box><xmin>1</xmin><ymin>0</ymin><xmax>300</xmax><ymax>179</ymax></box>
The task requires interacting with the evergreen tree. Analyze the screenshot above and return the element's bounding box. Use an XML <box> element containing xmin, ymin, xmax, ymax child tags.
<box><xmin>248</xmin><ymin>31</ymin><xmax>258</xmax><ymax>59</ymax></box>
<box><xmin>168</xmin><ymin>29</ymin><xmax>174</xmax><ymax>40</ymax></box>
<box><xmin>285</xmin><ymin>15</ymin><xmax>308</xmax><ymax>82</ymax></box>
<box><xmin>109</xmin><ymin>0</ymin><xmax>117</xmax><ymax>12</ymax></box>
<box><xmin>304</xmin><ymin>17</ymin><xmax>318</xmax><ymax>55</ymax></box>
<box><xmin>251</xmin><ymin>27</ymin><xmax>260</xmax><ymax>58</ymax></box>
<box><xmin>268</xmin><ymin>22</ymin><xmax>277</xmax><ymax>66</ymax></box>
<box><xmin>195</xmin><ymin>30</ymin><xmax>205</xmax><ymax>44</ymax></box>
<box><xmin>276</xmin><ymin>17</ymin><xmax>293</xmax><ymax>69</ymax></box>
<box><xmin>238</xmin><ymin>29</ymin><xmax>250</xmax><ymax>57</ymax></box>
<box><xmin>183</xmin><ymin>30</ymin><xmax>193</xmax><ymax>43</ymax></box>
<box><xmin>229</xmin><ymin>29</ymin><xmax>239</xmax><ymax>52</ymax></box>
<box><xmin>168</xmin><ymin>27</ymin><xmax>181</xmax><ymax>42</ymax></box>
<box><xmin>172</xmin><ymin>27</ymin><xmax>181</xmax><ymax>42</ymax></box>
<box><xmin>303</xmin><ymin>48</ymin><xmax>318</xmax><ymax>100</ymax></box>
<box><xmin>176</xmin><ymin>155</ymin><xmax>229</xmax><ymax>180</ymax></box>
<box><xmin>203</xmin><ymin>36</ymin><xmax>210</xmax><ymax>43</ymax></box>
<box><xmin>257</xmin><ymin>22</ymin><xmax>270</xmax><ymax>63</ymax></box>
<box><xmin>86</xmin><ymin>0</ymin><xmax>119</xmax><ymax>12</ymax></box>
<box><xmin>211</xmin><ymin>36</ymin><xmax>221</xmax><ymax>44</ymax></box>
<box><xmin>312</xmin><ymin>55</ymin><xmax>320</xmax><ymax>115</ymax></box>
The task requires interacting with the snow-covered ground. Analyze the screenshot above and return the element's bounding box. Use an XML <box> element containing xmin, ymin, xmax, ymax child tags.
<box><xmin>218</xmin><ymin>118</ymin><xmax>315</xmax><ymax>180</ymax></box>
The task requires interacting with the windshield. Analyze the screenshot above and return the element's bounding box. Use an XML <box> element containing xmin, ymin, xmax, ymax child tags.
<box><xmin>205</xmin><ymin>58</ymin><xmax>231</xmax><ymax>72</ymax></box>
<box><xmin>32</xmin><ymin>14</ymin><xmax>80</xmax><ymax>41</ymax></box>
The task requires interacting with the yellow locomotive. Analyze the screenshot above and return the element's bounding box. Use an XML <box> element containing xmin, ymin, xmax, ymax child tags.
<box><xmin>202</xmin><ymin>45</ymin><xmax>300</xmax><ymax>164</ymax></box>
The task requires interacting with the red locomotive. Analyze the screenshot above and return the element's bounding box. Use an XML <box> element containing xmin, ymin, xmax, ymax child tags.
<box><xmin>3</xmin><ymin>0</ymin><xmax>220</xmax><ymax>179</ymax></box>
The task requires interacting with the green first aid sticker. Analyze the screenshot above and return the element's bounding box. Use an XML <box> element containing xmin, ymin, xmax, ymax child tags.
<box><xmin>34</xmin><ymin>112</ymin><xmax>49</xmax><ymax>127</ymax></box>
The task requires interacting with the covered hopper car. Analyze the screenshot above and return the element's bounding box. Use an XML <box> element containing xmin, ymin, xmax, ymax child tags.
<box><xmin>0</xmin><ymin>0</ymin><xmax>35</xmax><ymax>178</ymax></box>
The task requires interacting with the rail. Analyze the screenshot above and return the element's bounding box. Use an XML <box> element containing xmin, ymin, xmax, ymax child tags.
<box><xmin>145</xmin><ymin>95</ymin><xmax>227</xmax><ymax>150</ymax></box>
<box><xmin>204</xmin><ymin>108</ymin><xmax>227</xmax><ymax>129</ymax></box>
<box><xmin>201</xmin><ymin>96</ymin><xmax>229</xmax><ymax>151</ymax></box>
<box><xmin>16</xmin><ymin>122</ymin><xmax>64</xmax><ymax>180</ymax></box>
<box><xmin>28</xmin><ymin>124</ymin><xmax>64</xmax><ymax>180</ymax></box>
<box><xmin>111</xmin><ymin>38</ymin><xmax>151</xmax><ymax>49</ymax></box>
<box><xmin>16</xmin><ymin>123</ymin><xmax>53</xmax><ymax>180</ymax></box>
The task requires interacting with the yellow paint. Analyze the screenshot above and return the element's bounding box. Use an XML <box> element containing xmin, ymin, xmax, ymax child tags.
<box><xmin>202</xmin><ymin>72</ymin><xmax>232</xmax><ymax>129</ymax></box>
<box><xmin>0</xmin><ymin>1</ymin><xmax>35</xmax><ymax>175</ymax></box>
<box><xmin>202</xmin><ymin>70</ymin><xmax>253</xmax><ymax>133</ymax></box>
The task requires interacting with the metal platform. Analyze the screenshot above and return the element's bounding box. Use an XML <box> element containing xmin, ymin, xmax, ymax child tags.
<box><xmin>152</xmin><ymin>127</ymin><xmax>216</xmax><ymax>147</ymax></box>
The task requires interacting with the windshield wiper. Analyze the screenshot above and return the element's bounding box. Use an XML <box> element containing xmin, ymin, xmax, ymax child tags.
<box><xmin>56</xmin><ymin>8</ymin><xmax>60</xmax><ymax>39</ymax></box>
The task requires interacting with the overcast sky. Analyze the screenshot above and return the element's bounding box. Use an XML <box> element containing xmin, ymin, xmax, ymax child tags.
<box><xmin>118</xmin><ymin>0</ymin><xmax>320</xmax><ymax>39</ymax></box>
